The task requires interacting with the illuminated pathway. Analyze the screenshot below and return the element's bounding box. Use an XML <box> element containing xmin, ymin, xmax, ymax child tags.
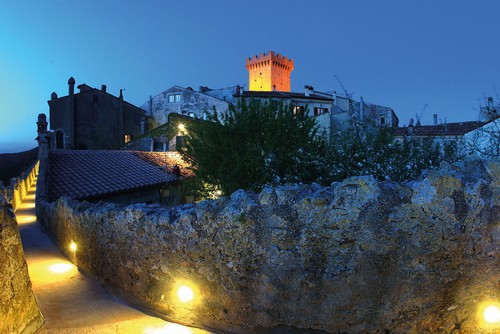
<box><xmin>16</xmin><ymin>178</ymin><xmax>214</xmax><ymax>334</ymax></box>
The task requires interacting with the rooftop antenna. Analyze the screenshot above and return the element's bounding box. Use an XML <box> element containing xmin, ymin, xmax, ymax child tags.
<box><xmin>334</xmin><ymin>74</ymin><xmax>354</xmax><ymax>98</ymax></box>
<box><xmin>416</xmin><ymin>103</ymin><xmax>428</xmax><ymax>126</ymax></box>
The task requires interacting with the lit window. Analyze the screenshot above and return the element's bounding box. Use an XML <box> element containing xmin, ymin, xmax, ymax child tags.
<box><xmin>168</xmin><ymin>94</ymin><xmax>181</xmax><ymax>103</ymax></box>
<box><xmin>124</xmin><ymin>134</ymin><xmax>131</xmax><ymax>143</ymax></box>
<box><xmin>293</xmin><ymin>106</ymin><xmax>305</xmax><ymax>115</ymax></box>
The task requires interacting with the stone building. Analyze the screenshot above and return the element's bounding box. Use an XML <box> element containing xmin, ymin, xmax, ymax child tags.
<box><xmin>234</xmin><ymin>85</ymin><xmax>335</xmax><ymax>139</ymax></box>
<box><xmin>138</xmin><ymin>51</ymin><xmax>399</xmax><ymax>146</ymax></box>
<box><xmin>246</xmin><ymin>51</ymin><xmax>294</xmax><ymax>92</ymax></box>
<box><xmin>36</xmin><ymin>113</ymin><xmax>194</xmax><ymax>206</ymax></box>
<box><xmin>141</xmin><ymin>85</ymin><xmax>230</xmax><ymax>129</ymax></box>
<box><xmin>394</xmin><ymin>117</ymin><xmax>500</xmax><ymax>158</ymax></box>
<box><xmin>48</xmin><ymin>77</ymin><xmax>145</xmax><ymax>150</ymax></box>
<box><xmin>332</xmin><ymin>94</ymin><xmax>399</xmax><ymax>131</ymax></box>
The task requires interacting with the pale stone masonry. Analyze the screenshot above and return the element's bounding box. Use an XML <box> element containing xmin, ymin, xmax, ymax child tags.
<box><xmin>36</xmin><ymin>160</ymin><xmax>500</xmax><ymax>333</ymax></box>
<box><xmin>0</xmin><ymin>197</ymin><xmax>44</xmax><ymax>334</ymax></box>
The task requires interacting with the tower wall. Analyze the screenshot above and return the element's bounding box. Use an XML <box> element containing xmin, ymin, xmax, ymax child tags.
<box><xmin>246</xmin><ymin>51</ymin><xmax>294</xmax><ymax>92</ymax></box>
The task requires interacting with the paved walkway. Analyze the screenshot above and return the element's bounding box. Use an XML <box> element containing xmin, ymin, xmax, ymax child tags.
<box><xmin>16</xmin><ymin>178</ymin><xmax>213</xmax><ymax>334</ymax></box>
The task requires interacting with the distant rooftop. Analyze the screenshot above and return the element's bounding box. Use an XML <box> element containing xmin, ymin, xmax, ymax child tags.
<box><xmin>394</xmin><ymin>121</ymin><xmax>487</xmax><ymax>137</ymax></box>
<box><xmin>234</xmin><ymin>90</ymin><xmax>333</xmax><ymax>102</ymax></box>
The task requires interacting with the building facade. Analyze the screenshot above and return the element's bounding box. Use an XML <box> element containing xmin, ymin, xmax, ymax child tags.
<box><xmin>234</xmin><ymin>85</ymin><xmax>334</xmax><ymax>140</ymax></box>
<box><xmin>48</xmin><ymin>77</ymin><xmax>145</xmax><ymax>150</ymax></box>
<box><xmin>331</xmin><ymin>94</ymin><xmax>399</xmax><ymax>131</ymax></box>
<box><xmin>141</xmin><ymin>85</ymin><xmax>230</xmax><ymax>128</ymax></box>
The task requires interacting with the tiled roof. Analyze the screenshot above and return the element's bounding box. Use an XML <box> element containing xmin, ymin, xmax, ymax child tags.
<box><xmin>133</xmin><ymin>151</ymin><xmax>195</xmax><ymax>178</ymax></box>
<box><xmin>234</xmin><ymin>90</ymin><xmax>334</xmax><ymax>102</ymax></box>
<box><xmin>394</xmin><ymin>121</ymin><xmax>486</xmax><ymax>137</ymax></box>
<box><xmin>47</xmin><ymin>150</ymin><xmax>191</xmax><ymax>201</ymax></box>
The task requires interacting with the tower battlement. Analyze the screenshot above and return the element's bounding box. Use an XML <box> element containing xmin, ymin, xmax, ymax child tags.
<box><xmin>246</xmin><ymin>51</ymin><xmax>294</xmax><ymax>92</ymax></box>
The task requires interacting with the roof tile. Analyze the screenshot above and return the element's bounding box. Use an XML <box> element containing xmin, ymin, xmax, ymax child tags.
<box><xmin>47</xmin><ymin>150</ymin><xmax>191</xmax><ymax>202</ymax></box>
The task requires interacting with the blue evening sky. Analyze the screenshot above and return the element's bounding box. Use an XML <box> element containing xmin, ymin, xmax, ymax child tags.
<box><xmin>1</xmin><ymin>0</ymin><xmax>499</xmax><ymax>153</ymax></box>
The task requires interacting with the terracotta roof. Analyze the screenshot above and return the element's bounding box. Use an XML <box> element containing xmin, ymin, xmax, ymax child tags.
<box><xmin>234</xmin><ymin>90</ymin><xmax>333</xmax><ymax>102</ymax></box>
<box><xmin>394</xmin><ymin>121</ymin><xmax>486</xmax><ymax>137</ymax></box>
<box><xmin>133</xmin><ymin>151</ymin><xmax>195</xmax><ymax>178</ymax></box>
<box><xmin>47</xmin><ymin>150</ymin><xmax>192</xmax><ymax>201</ymax></box>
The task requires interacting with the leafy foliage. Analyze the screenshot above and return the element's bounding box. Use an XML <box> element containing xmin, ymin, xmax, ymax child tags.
<box><xmin>183</xmin><ymin>99</ymin><xmax>326</xmax><ymax>195</ymax></box>
<box><xmin>182</xmin><ymin>100</ymin><xmax>458</xmax><ymax>197</ymax></box>
<box><xmin>324</xmin><ymin>126</ymin><xmax>456</xmax><ymax>183</ymax></box>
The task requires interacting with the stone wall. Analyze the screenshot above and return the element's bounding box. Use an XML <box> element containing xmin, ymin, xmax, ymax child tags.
<box><xmin>37</xmin><ymin>160</ymin><xmax>500</xmax><ymax>333</ymax></box>
<box><xmin>0</xmin><ymin>198</ymin><xmax>44</xmax><ymax>333</ymax></box>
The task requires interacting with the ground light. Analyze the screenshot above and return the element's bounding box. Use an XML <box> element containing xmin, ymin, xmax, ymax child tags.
<box><xmin>48</xmin><ymin>262</ymin><xmax>75</xmax><ymax>274</ymax></box>
<box><xmin>478</xmin><ymin>301</ymin><xmax>500</xmax><ymax>329</ymax></box>
<box><xmin>143</xmin><ymin>323</ymin><xmax>194</xmax><ymax>334</ymax></box>
<box><xmin>484</xmin><ymin>304</ymin><xmax>500</xmax><ymax>323</ymax></box>
<box><xmin>172</xmin><ymin>280</ymin><xmax>199</xmax><ymax>305</ymax></box>
<box><xmin>177</xmin><ymin>285</ymin><xmax>194</xmax><ymax>303</ymax></box>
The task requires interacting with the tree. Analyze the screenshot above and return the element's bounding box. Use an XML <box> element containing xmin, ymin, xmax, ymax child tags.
<box><xmin>324</xmin><ymin>125</ymin><xmax>452</xmax><ymax>183</ymax></box>
<box><xmin>183</xmin><ymin>99</ymin><xmax>327</xmax><ymax>195</ymax></box>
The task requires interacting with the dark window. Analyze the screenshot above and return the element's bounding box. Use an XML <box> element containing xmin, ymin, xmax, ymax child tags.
<box><xmin>153</xmin><ymin>141</ymin><xmax>163</xmax><ymax>151</ymax></box>
<box><xmin>380</xmin><ymin>117</ymin><xmax>386</xmax><ymax>125</ymax></box>
<box><xmin>176</xmin><ymin>135</ymin><xmax>186</xmax><ymax>151</ymax></box>
<box><xmin>55</xmin><ymin>130</ymin><xmax>64</xmax><ymax>149</ymax></box>
<box><xmin>314</xmin><ymin>107</ymin><xmax>328</xmax><ymax>116</ymax></box>
<box><xmin>92</xmin><ymin>95</ymin><xmax>98</xmax><ymax>103</ymax></box>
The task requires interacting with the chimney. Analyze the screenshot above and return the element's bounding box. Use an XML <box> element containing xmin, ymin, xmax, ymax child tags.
<box><xmin>101</xmin><ymin>84</ymin><xmax>107</xmax><ymax>93</ymax></box>
<box><xmin>68</xmin><ymin>77</ymin><xmax>75</xmax><ymax>95</ymax></box>
<box><xmin>68</xmin><ymin>77</ymin><xmax>75</xmax><ymax>148</ymax></box>
<box><xmin>118</xmin><ymin>89</ymin><xmax>124</xmax><ymax>141</ymax></box>
<box><xmin>51</xmin><ymin>92</ymin><xmax>58</xmax><ymax>100</ymax></box>
<box><xmin>433</xmin><ymin>113</ymin><xmax>438</xmax><ymax>125</ymax></box>
<box><xmin>304</xmin><ymin>85</ymin><xmax>311</xmax><ymax>97</ymax></box>
<box><xmin>488</xmin><ymin>96</ymin><xmax>494</xmax><ymax>109</ymax></box>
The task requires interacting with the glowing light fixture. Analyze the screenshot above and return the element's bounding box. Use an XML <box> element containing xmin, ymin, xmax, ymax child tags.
<box><xmin>177</xmin><ymin>285</ymin><xmax>194</xmax><ymax>303</ymax></box>
<box><xmin>143</xmin><ymin>323</ymin><xmax>193</xmax><ymax>334</ymax></box>
<box><xmin>49</xmin><ymin>262</ymin><xmax>75</xmax><ymax>274</ymax></box>
<box><xmin>69</xmin><ymin>241</ymin><xmax>77</xmax><ymax>252</ymax></box>
<box><xmin>484</xmin><ymin>304</ymin><xmax>500</xmax><ymax>324</ymax></box>
<box><xmin>178</xmin><ymin>123</ymin><xmax>186</xmax><ymax>133</ymax></box>
<box><xmin>478</xmin><ymin>301</ymin><xmax>500</xmax><ymax>329</ymax></box>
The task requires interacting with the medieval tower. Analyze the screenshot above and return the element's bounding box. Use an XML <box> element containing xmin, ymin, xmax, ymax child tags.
<box><xmin>246</xmin><ymin>51</ymin><xmax>294</xmax><ymax>92</ymax></box>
